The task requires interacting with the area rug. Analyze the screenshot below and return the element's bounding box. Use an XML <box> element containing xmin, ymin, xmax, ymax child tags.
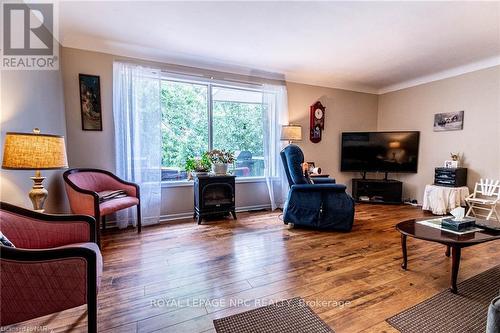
<box><xmin>387</xmin><ymin>265</ymin><xmax>500</xmax><ymax>333</ymax></box>
<box><xmin>213</xmin><ymin>297</ymin><xmax>334</xmax><ymax>333</ymax></box>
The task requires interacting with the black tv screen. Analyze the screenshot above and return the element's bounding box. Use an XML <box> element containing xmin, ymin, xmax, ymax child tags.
<box><xmin>341</xmin><ymin>131</ymin><xmax>420</xmax><ymax>173</ymax></box>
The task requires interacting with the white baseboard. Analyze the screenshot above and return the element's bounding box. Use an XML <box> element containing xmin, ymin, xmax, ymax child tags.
<box><xmin>159</xmin><ymin>204</ymin><xmax>271</xmax><ymax>222</ymax></box>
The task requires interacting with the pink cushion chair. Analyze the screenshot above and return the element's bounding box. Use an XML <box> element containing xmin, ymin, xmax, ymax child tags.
<box><xmin>63</xmin><ymin>168</ymin><xmax>141</xmax><ymax>245</ymax></box>
<box><xmin>0</xmin><ymin>202</ymin><xmax>102</xmax><ymax>332</ymax></box>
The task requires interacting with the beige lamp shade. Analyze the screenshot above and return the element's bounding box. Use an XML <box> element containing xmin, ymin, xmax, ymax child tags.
<box><xmin>281</xmin><ymin>125</ymin><xmax>302</xmax><ymax>141</ymax></box>
<box><xmin>2</xmin><ymin>131</ymin><xmax>68</xmax><ymax>170</ymax></box>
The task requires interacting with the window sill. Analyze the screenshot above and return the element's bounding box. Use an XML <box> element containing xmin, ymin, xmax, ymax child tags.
<box><xmin>161</xmin><ymin>180</ymin><xmax>193</xmax><ymax>188</ymax></box>
<box><xmin>236</xmin><ymin>176</ymin><xmax>267</xmax><ymax>184</ymax></box>
<box><xmin>161</xmin><ymin>177</ymin><xmax>267</xmax><ymax>188</ymax></box>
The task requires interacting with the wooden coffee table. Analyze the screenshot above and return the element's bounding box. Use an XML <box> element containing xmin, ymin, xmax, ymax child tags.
<box><xmin>396</xmin><ymin>219</ymin><xmax>500</xmax><ymax>293</ymax></box>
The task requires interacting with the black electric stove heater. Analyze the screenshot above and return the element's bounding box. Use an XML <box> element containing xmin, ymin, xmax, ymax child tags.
<box><xmin>194</xmin><ymin>175</ymin><xmax>236</xmax><ymax>224</ymax></box>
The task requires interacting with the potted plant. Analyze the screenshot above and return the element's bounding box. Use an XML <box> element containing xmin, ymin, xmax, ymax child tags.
<box><xmin>208</xmin><ymin>149</ymin><xmax>235</xmax><ymax>175</ymax></box>
<box><xmin>185</xmin><ymin>152</ymin><xmax>212</xmax><ymax>179</ymax></box>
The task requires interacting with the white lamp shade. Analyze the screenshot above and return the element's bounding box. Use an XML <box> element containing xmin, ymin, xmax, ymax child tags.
<box><xmin>281</xmin><ymin>125</ymin><xmax>302</xmax><ymax>141</ymax></box>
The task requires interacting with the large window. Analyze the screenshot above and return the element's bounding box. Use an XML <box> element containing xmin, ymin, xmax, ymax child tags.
<box><xmin>161</xmin><ymin>77</ymin><xmax>265</xmax><ymax>181</ymax></box>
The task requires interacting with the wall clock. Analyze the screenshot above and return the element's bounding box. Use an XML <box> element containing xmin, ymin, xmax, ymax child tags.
<box><xmin>310</xmin><ymin>101</ymin><xmax>325</xmax><ymax>143</ymax></box>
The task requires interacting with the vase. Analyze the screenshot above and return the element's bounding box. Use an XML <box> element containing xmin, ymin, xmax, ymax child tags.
<box><xmin>212</xmin><ymin>163</ymin><xmax>229</xmax><ymax>175</ymax></box>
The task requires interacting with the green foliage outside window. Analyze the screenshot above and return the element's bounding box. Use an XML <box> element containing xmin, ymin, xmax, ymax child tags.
<box><xmin>161</xmin><ymin>79</ymin><xmax>265</xmax><ymax>179</ymax></box>
<box><xmin>212</xmin><ymin>101</ymin><xmax>264</xmax><ymax>158</ymax></box>
<box><xmin>161</xmin><ymin>81</ymin><xmax>208</xmax><ymax>169</ymax></box>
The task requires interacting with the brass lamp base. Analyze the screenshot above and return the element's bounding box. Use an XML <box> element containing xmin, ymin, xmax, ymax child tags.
<box><xmin>29</xmin><ymin>170</ymin><xmax>48</xmax><ymax>212</ymax></box>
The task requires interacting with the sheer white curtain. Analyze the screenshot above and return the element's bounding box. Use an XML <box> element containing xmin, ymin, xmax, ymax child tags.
<box><xmin>263</xmin><ymin>84</ymin><xmax>289</xmax><ymax>210</ymax></box>
<box><xmin>113</xmin><ymin>62</ymin><xmax>162</xmax><ymax>228</ymax></box>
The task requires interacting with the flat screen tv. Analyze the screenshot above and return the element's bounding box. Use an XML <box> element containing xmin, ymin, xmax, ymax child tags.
<box><xmin>341</xmin><ymin>131</ymin><xmax>420</xmax><ymax>173</ymax></box>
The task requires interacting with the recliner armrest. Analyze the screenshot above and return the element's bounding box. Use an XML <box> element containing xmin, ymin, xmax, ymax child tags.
<box><xmin>311</xmin><ymin>177</ymin><xmax>336</xmax><ymax>184</ymax></box>
<box><xmin>291</xmin><ymin>184</ymin><xmax>347</xmax><ymax>192</ymax></box>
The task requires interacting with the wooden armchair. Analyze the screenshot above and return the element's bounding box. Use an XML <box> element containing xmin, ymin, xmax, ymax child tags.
<box><xmin>63</xmin><ymin>168</ymin><xmax>141</xmax><ymax>245</ymax></box>
<box><xmin>0</xmin><ymin>202</ymin><xmax>102</xmax><ymax>332</ymax></box>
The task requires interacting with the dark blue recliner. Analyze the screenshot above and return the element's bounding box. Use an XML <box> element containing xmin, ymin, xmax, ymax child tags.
<box><xmin>280</xmin><ymin>145</ymin><xmax>355</xmax><ymax>231</ymax></box>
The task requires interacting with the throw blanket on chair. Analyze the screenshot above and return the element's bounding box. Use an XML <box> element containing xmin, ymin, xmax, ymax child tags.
<box><xmin>98</xmin><ymin>190</ymin><xmax>128</xmax><ymax>203</ymax></box>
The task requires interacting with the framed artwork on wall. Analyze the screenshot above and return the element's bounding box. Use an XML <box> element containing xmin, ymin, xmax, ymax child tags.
<box><xmin>433</xmin><ymin>110</ymin><xmax>464</xmax><ymax>132</ymax></box>
<box><xmin>79</xmin><ymin>74</ymin><xmax>102</xmax><ymax>131</ymax></box>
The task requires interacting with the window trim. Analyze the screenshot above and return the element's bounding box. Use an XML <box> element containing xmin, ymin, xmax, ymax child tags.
<box><xmin>161</xmin><ymin>73</ymin><xmax>267</xmax><ymax>182</ymax></box>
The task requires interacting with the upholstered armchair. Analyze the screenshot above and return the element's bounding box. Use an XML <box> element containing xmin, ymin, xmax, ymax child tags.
<box><xmin>63</xmin><ymin>168</ymin><xmax>141</xmax><ymax>244</ymax></box>
<box><xmin>0</xmin><ymin>202</ymin><xmax>102</xmax><ymax>332</ymax></box>
<box><xmin>280</xmin><ymin>145</ymin><xmax>355</xmax><ymax>231</ymax></box>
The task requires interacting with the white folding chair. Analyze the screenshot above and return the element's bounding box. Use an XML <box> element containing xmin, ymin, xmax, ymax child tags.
<box><xmin>465</xmin><ymin>179</ymin><xmax>500</xmax><ymax>221</ymax></box>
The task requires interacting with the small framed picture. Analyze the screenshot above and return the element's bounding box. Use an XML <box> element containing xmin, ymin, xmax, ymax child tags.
<box><xmin>79</xmin><ymin>74</ymin><xmax>102</xmax><ymax>131</ymax></box>
<box><xmin>306</xmin><ymin>162</ymin><xmax>315</xmax><ymax>174</ymax></box>
<box><xmin>444</xmin><ymin>160</ymin><xmax>459</xmax><ymax>168</ymax></box>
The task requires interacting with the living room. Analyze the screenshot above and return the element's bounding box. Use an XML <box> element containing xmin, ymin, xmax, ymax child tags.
<box><xmin>1</xmin><ymin>1</ymin><xmax>499</xmax><ymax>333</ymax></box>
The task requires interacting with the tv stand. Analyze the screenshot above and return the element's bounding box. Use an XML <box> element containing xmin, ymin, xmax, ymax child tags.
<box><xmin>352</xmin><ymin>178</ymin><xmax>402</xmax><ymax>204</ymax></box>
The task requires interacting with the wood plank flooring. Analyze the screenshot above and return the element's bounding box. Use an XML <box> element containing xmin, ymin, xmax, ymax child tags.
<box><xmin>4</xmin><ymin>204</ymin><xmax>500</xmax><ymax>332</ymax></box>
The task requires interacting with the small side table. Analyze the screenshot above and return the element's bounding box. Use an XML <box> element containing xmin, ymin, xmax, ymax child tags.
<box><xmin>422</xmin><ymin>184</ymin><xmax>469</xmax><ymax>215</ymax></box>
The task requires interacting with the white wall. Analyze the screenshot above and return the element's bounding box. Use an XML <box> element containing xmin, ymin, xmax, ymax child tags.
<box><xmin>287</xmin><ymin>82</ymin><xmax>379</xmax><ymax>192</ymax></box>
<box><xmin>61</xmin><ymin>48</ymin><xmax>115</xmax><ymax>172</ymax></box>
<box><xmin>0</xmin><ymin>70</ymin><xmax>68</xmax><ymax>213</ymax></box>
<box><xmin>378</xmin><ymin>66</ymin><xmax>500</xmax><ymax>202</ymax></box>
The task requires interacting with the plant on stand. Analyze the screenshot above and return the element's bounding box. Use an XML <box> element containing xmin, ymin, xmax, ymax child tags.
<box><xmin>208</xmin><ymin>149</ymin><xmax>235</xmax><ymax>175</ymax></box>
<box><xmin>185</xmin><ymin>152</ymin><xmax>212</xmax><ymax>179</ymax></box>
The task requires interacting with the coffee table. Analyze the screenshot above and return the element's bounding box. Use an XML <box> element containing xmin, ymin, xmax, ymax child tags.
<box><xmin>396</xmin><ymin>219</ymin><xmax>500</xmax><ymax>293</ymax></box>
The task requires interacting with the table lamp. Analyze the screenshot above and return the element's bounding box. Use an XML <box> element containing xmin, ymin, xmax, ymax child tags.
<box><xmin>281</xmin><ymin>125</ymin><xmax>302</xmax><ymax>144</ymax></box>
<box><xmin>2</xmin><ymin>128</ymin><xmax>68</xmax><ymax>212</ymax></box>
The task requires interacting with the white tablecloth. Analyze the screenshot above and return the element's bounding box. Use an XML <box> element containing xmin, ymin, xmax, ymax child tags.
<box><xmin>422</xmin><ymin>185</ymin><xmax>470</xmax><ymax>215</ymax></box>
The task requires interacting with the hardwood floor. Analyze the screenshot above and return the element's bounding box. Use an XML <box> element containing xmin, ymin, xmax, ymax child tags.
<box><xmin>4</xmin><ymin>204</ymin><xmax>500</xmax><ymax>332</ymax></box>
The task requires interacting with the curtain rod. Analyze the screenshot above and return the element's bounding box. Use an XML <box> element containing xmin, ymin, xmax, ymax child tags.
<box><xmin>160</xmin><ymin>69</ymin><xmax>282</xmax><ymax>87</ymax></box>
<box><xmin>115</xmin><ymin>60</ymin><xmax>284</xmax><ymax>86</ymax></box>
